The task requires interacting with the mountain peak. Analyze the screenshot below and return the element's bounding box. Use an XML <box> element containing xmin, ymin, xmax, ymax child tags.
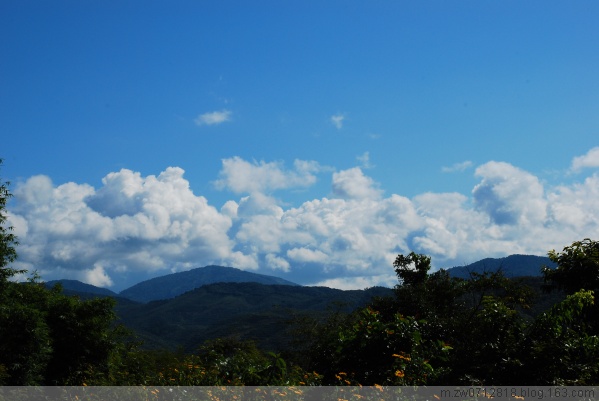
<box><xmin>446</xmin><ymin>254</ymin><xmax>557</xmax><ymax>279</ymax></box>
<box><xmin>118</xmin><ymin>265</ymin><xmax>299</xmax><ymax>303</ymax></box>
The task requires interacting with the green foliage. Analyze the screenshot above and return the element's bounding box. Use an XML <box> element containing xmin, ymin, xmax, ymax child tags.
<box><xmin>110</xmin><ymin>338</ymin><xmax>322</xmax><ymax>386</ymax></box>
<box><xmin>281</xmin><ymin>247</ymin><xmax>598</xmax><ymax>386</ymax></box>
<box><xmin>393</xmin><ymin>252</ymin><xmax>431</xmax><ymax>286</ymax></box>
<box><xmin>523</xmin><ymin>290</ymin><xmax>599</xmax><ymax>385</ymax></box>
<box><xmin>542</xmin><ymin>238</ymin><xmax>599</xmax><ymax>336</ymax></box>
<box><xmin>0</xmin><ymin>277</ymin><xmax>131</xmax><ymax>385</ymax></box>
<box><xmin>0</xmin><ymin>159</ymin><xmax>24</xmax><ymax>282</ymax></box>
<box><xmin>327</xmin><ymin>307</ymin><xmax>451</xmax><ymax>385</ymax></box>
<box><xmin>44</xmin><ymin>291</ymin><xmax>125</xmax><ymax>384</ymax></box>
<box><xmin>543</xmin><ymin>238</ymin><xmax>599</xmax><ymax>294</ymax></box>
<box><xmin>0</xmin><ymin>282</ymin><xmax>52</xmax><ymax>385</ymax></box>
<box><xmin>447</xmin><ymin>296</ymin><xmax>526</xmax><ymax>385</ymax></box>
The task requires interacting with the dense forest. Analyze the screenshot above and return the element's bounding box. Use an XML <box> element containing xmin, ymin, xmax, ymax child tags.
<box><xmin>1</xmin><ymin>161</ymin><xmax>599</xmax><ymax>386</ymax></box>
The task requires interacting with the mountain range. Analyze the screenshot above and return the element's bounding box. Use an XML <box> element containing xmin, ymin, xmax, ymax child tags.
<box><xmin>46</xmin><ymin>254</ymin><xmax>556</xmax><ymax>304</ymax></box>
<box><xmin>446</xmin><ymin>254</ymin><xmax>556</xmax><ymax>279</ymax></box>
<box><xmin>118</xmin><ymin>265</ymin><xmax>299</xmax><ymax>303</ymax></box>
<box><xmin>44</xmin><ymin>254</ymin><xmax>559</xmax><ymax>352</ymax></box>
<box><xmin>117</xmin><ymin>282</ymin><xmax>392</xmax><ymax>351</ymax></box>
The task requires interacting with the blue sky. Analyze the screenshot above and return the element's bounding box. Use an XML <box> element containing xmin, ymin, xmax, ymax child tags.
<box><xmin>2</xmin><ymin>1</ymin><xmax>599</xmax><ymax>291</ymax></box>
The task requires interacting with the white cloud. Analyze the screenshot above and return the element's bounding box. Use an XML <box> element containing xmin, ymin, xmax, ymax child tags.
<box><xmin>214</xmin><ymin>157</ymin><xmax>323</xmax><ymax>194</ymax></box>
<box><xmin>83</xmin><ymin>264</ymin><xmax>113</xmax><ymax>287</ymax></box>
<box><xmin>311</xmin><ymin>273</ymin><xmax>398</xmax><ymax>290</ymax></box>
<box><xmin>11</xmin><ymin>168</ymin><xmax>235</xmax><ymax>289</ymax></box>
<box><xmin>331</xmin><ymin>114</ymin><xmax>345</xmax><ymax>129</ymax></box>
<box><xmin>473</xmin><ymin>161</ymin><xmax>547</xmax><ymax>226</ymax></box>
<box><xmin>287</xmin><ymin>247</ymin><xmax>328</xmax><ymax>263</ymax></box>
<box><xmin>332</xmin><ymin>167</ymin><xmax>382</xmax><ymax>200</ymax></box>
<box><xmin>548</xmin><ymin>174</ymin><xmax>599</xmax><ymax>233</ymax></box>
<box><xmin>357</xmin><ymin>151</ymin><xmax>373</xmax><ymax>169</ymax></box>
<box><xmin>194</xmin><ymin>109</ymin><xmax>232</xmax><ymax>126</ymax></box>
<box><xmin>7</xmin><ymin>154</ymin><xmax>599</xmax><ymax>291</ymax></box>
<box><xmin>571</xmin><ymin>146</ymin><xmax>599</xmax><ymax>172</ymax></box>
<box><xmin>265</xmin><ymin>254</ymin><xmax>290</xmax><ymax>272</ymax></box>
<box><xmin>441</xmin><ymin>161</ymin><xmax>473</xmax><ymax>173</ymax></box>
<box><xmin>6</xmin><ymin>211</ymin><xmax>28</xmax><ymax>238</ymax></box>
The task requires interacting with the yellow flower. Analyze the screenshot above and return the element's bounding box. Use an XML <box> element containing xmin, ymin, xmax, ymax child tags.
<box><xmin>395</xmin><ymin>370</ymin><xmax>405</xmax><ymax>378</ymax></box>
<box><xmin>392</xmin><ymin>353</ymin><xmax>411</xmax><ymax>361</ymax></box>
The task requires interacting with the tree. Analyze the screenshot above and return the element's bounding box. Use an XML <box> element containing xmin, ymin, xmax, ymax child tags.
<box><xmin>542</xmin><ymin>238</ymin><xmax>599</xmax><ymax>295</ymax></box>
<box><xmin>43</xmin><ymin>288</ymin><xmax>125</xmax><ymax>385</ymax></box>
<box><xmin>0</xmin><ymin>279</ymin><xmax>52</xmax><ymax>385</ymax></box>
<box><xmin>0</xmin><ymin>159</ymin><xmax>46</xmax><ymax>385</ymax></box>
<box><xmin>390</xmin><ymin>252</ymin><xmax>535</xmax><ymax>385</ymax></box>
<box><xmin>0</xmin><ymin>160</ymin><xmax>131</xmax><ymax>384</ymax></box>
<box><xmin>393</xmin><ymin>252</ymin><xmax>431</xmax><ymax>286</ymax></box>
<box><xmin>326</xmin><ymin>306</ymin><xmax>451</xmax><ymax>385</ymax></box>
<box><xmin>0</xmin><ymin>159</ymin><xmax>23</xmax><ymax>282</ymax></box>
<box><xmin>523</xmin><ymin>290</ymin><xmax>599</xmax><ymax>385</ymax></box>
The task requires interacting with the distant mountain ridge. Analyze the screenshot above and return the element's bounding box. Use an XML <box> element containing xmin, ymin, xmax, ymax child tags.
<box><xmin>46</xmin><ymin>256</ymin><xmax>559</xmax><ymax>303</ymax></box>
<box><xmin>45</xmin><ymin>279</ymin><xmax>118</xmax><ymax>297</ymax></box>
<box><xmin>41</xmin><ymin>255</ymin><xmax>564</xmax><ymax>352</ymax></box>
<box><xmin>446</xmin><ymin>254</ymin><xmax>557</xmax><ymax>279</ymax></box>
<box><xmin>118</xmin><ymin>265</ymin><xmax>299</xmax><ymax>303</ymax></box>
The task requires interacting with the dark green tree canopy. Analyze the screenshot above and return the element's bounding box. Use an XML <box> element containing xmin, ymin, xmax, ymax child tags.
<box><xmin>393</xmin><ymin>252</ymin><xmax>431</xmax><ymax>286</ymax></box>
<box><xmin>0</xmin><ymin>159</ymin><xmax>23</xmax><ymax>281</ymax></box>
<box><xmin>543</xmin><ymin>238</ymin><xmax>599</xmax><ymax>294</ymax></box>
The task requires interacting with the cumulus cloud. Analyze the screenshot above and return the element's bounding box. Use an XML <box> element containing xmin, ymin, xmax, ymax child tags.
<box><xmin>287</xmin><ymin>247</ymin><xmax>329</xmax><ymax>263</ymax></box>
<box><xmin>571</xmin><ymin>147</ymin><xmax>599</xmax><ymax>172</ymax></box>
<box><xmin>214</xmin><ymin>157</ymin><xmax>323</xmax><ymax>194</ymax></box>
<box><xmin>472</xmin><ymin>161</ymin><xmax>547</xmax><ymax>226</ymax></box>
<box><xmin>441</xmin><ymin>161</ymin><xmax>473</xmax><ymax>173</ymax></box>
<box><xmin>265</xmin><ymin>254</ymin><xmax>290</xmax><ymax>272</ymax></box>
<box><xmin>195</xmin><ymin>109</ymin><xmax>232</xmax><ymax>126</ymax></box>
<box><xmin>548</xmin><ymin>174</ymin><xmax>599</xmax><ymax>233</ymax></box>
<box><xmin>312</xmin><ymin>274</ymin><xmax>398</xmax><ymax>291</ymax></box>
<box><xmin>7</xmin><ymin>153</ymin><xmax>599</xmax><ymax>291</ymax></box>
<box><xmin>84</xmin><ymin>264</ymin><xmax>113</xmax><ymax>287</ymax></box>
<box><xmin>10</xmin><ymin>168</ymin><xmax>234</xmax><ymax>289</ymax></box>
<box><xmin>331</xmin><ymin>114</ymin><xmax>345</xmax><ymax>129</ymax></box>
<box><xmin>332</xmin><ymin>167</ymin><xmax>382</xmax><ymax>200</ymax></box>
